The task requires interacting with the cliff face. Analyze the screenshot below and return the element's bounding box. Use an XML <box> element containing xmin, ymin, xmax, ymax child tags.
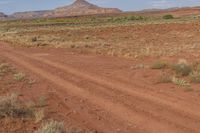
<box><xmin>8</xmin><ymin>0</ymin><xmax>122</xmax><ymax>19</ymax></box>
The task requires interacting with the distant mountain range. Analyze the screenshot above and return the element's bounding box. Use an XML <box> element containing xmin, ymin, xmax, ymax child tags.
<box><xmin>1</xmin><ymin>0</ymin><xmax>200</xmax><ymax>20</ymax></box>
<box><xmin>0</xmin><ymin>0</ymin><xmax>122</xmax><ymax>20</ymax></box>
<box><xmin>135</xmin><ymin>6</ymin><xmax>200</xmax><ymax>17</ymax></box>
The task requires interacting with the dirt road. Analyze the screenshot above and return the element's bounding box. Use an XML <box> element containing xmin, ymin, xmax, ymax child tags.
<box><xmin>1</xmin><ymin>43</ymin><xmax>200</xmax><ymax>133</ymax></box>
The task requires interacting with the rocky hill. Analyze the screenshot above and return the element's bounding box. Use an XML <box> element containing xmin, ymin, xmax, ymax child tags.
<box><xmin>49</xmin><ymin>0</ymin><xmax>122</xmax><ymax>17</ymax></box>
<box><xmin>7</xmin><ymin>0</ymin><xmax>122</xmax><ymax>19</ymax></box>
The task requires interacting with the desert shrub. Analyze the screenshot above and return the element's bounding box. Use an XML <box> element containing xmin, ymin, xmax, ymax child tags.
<box><xmin>0</xmin><ymin>63</ymin><xmax>9</xmax><ymax>76</ymax></box>
<box><xmin>37</xmin><ymin>96</ymin><xmax>46</xmax><ymax>107</ymax></box>
<box><xmin>35</xmin><ymin>109</ymin><xmax>45</xmax><ymax>123</ymax></box>
<box><xmin>131</xmin><ymin>64</ymin><xmax>145</xmax><ymax>69</ymax></box>
<box><xmin>189</xmin><ymin>71</ymin><xmax>200</xmax><ymax>83</ymax></box>
<box><xmin>90</xmin><ymin>17</ymin><xmax>96</xmax><ymax>21</ymax></box>
<box><xmin>32</xmin><ymin>37</ymin><xmax>37</xmax><ymax>42</ymax></box>
<box><xmin>151</xmin><ymin>61</ymin><xmax>168</xmax><ymax>69</ymax></box>
<box><xmin>172</xmin><ymin>60</ymin><xmax>192</xmax><ymax>76</ymax></box>
<box><xmin>171</xmin><ymin>77</ymin><xmax>189</xmax><ymax>86</ymax></box>
<box><xmin>0</xmin><ymin>93</ymin><xmax>33</xmax><ymax>118</ymax></box>
<box><xmin>163</xmin><ymin>14</ymin><xmax>174</xmax><ymax>19</ymax></box>
<box><xmin>113</xmin><ymin>16</ymin><xmax>145</xmax><ymax>23</ymax></box>
<box><xmin>14</xmin><ymin>72</ymin><xmax>26</xmax><ymax>81</ymax></box>
<box><xmin>128</xmin><ymin>16</ymin><xmax>145</xmax><ymax>21</ymax></box>
<box><xmin>192</xmin><ymin>62</ymin><xmax>200</xmax><ymax>71</ymax></box>
<box><xmin>158</xmin><ymin>74</ymin><xmax>172</xmax><ymax>83</ymax></box>
<box><xmin>35</xmin><ymin>120</ymin><xmax>66</xmax><ymax>133</ymax></box>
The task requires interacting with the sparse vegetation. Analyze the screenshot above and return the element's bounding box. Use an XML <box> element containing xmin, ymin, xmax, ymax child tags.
<box><xmin>14</xmin><ymin>72</ymin><xmax>26</xmax><ymax>81</ymax></box>
<box><xmin>189</xmin><ymin>71</ymin><xmax>200</xmax><ymax>83</ymax></box>
<box><xmin>1</xmin><ymin>10</ymin><xmax>200</xmax><ymax>132</ymax></box>
<box><xmin>163</xmin><ymin>14</ymin><xmax>174</xmax><ymax>19</ymax></box>
<box><xmin>37</xmin><ymin>96</ymin><xmax>47</xmax><ymax>107</ymax></box>
<box><xmin>35</xmin><ymin>109</ymin><xmax>45</xmax><ymax>123</ymax></box>
<box><xmin>0</xmin><ymin>93</ymin><xmax>33</xmax><ymax>118</ymax></box>
<box><xmin>35</xmin><ymin>120</ymin><xmax>66</xmax><ymax>133</ymax></box>
<box><xmin>158</xmin><ymin>74</ymin><xmax>172</xmax><ymax>83</ymax></box>
<box><xmin>131</xmin><ymin>64</ymin><xmax>146</xmax><ymax>69</ymax></box>
<box><xmin>0</xmin><ymin>63</ymin><xmax>9</xmax><ymax>76</ymax></box>
<box><xmin>192</xmin><ymin>62</ymin><xmax>200</xmax><ymax>71</ymax></box>
<box><xmin>32</xmin><ymin>36</ymin><xmax>38</xmax><ymax>42</ymax></box>
<box><xmin>171</xmin><ymin>77</ymin><xmax>190</xmax><ymax>86</ymax></box>
<box><xmin>151</xmin><ymin>61</ymin><xmax>168</xmax><ymax>69</ymax></box>
<box><xmin>0</xmin><ymin>14</ymin><xmax>199</xmax><ymax>59</ymax></box>
<box><xmin>172</xmin><ymin>60</ymin><xmax>192</xmax><ymax>76</ymax></box>
<box><xmin>153</xmin><ymin>59</ymin><xmax>200</xmax><ymax>87</ymax></box>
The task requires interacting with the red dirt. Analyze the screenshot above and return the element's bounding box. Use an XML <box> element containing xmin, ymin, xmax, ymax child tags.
<box><xmin>1</xmin><ymin>43</ymin><xmax>200</xmax><ymax>133</ymax></box>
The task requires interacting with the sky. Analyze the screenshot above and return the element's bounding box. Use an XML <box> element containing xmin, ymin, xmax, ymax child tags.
<box><xmin>1</xmin><ymin>0</ymin><xmax>200</xmax><ymax>14</ymax></box>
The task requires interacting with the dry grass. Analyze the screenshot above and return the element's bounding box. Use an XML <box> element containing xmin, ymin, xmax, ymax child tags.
<box><xmin>151</xmin><ymin>61</ymin><xmax>168</xmax><ymax>69</ymax></box>
<box><xmin>0</xmin><ymin>93</ymin><xmax>34</xmax><ymax>118</ymax></box>
<box><xmin>1</xmin><ymin>17</ymin><xmax>200</xmax><ymax>58</ymax></box>
<box><xmin>171</xmin><ymin>77</ymin><xmax>190</xmax><ymax>86</ymax></box>
<box><xmin>189</xmin><ymin>71</ymin><xmax>200</xmax><ymax>83</ymax></box>
<box><xmin>158</xmin><ymin>73</ymin><xmax>172</xmax><ymax>83</ymax></box>
<box><xmin>35</xmin><ymin>109</ymin><xmax>45</xmax><ymax>123</ymax></box>
<box><xmin>0</xmin><ymin>63</ymin><xmax>10</xmax><ymax>76</ymax></box>
<box><xmin>35</xmin><ymin>120</ymin><xmax>66</xmax><ymax>133</ymax></box>
<box><xmin>13</xmin><ymin>72</ymin><xmax>26</xmax><ymax>81</ymax></box>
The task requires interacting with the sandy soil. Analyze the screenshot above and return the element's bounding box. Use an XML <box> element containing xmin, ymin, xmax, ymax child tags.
<box><xmin>1</xmin><ymin>43</ymin><xmax>200</xmax><ymax>133</ymax></box>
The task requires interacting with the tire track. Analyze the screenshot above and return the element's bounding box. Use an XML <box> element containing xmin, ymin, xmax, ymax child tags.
<box><xmin>8</xmin><ymin>48</ymin><xmax>200</xmax><ymax>119</ymax></box>
<box><xmin>1</xmin><ymin>50</ymin><xmax>194</xmax><ymax>133</ymax></box>
<box><xmin>9</xmin><ymin>49</ymin><xmax>200</xmax><ymax>133</ymax></box>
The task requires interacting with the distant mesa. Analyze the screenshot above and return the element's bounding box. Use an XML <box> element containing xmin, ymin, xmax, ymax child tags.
<box><xmin>4</xmin><ymin>0</ymin><xmax>122</xmax><ymax>20</ymax></box>
<box><xmin>43</xmin><ymin>0</ymin><xmax>122</xmax><ymax>18</ymax></box>
<box><xmin>0</xmin><ymin>12</ymin><xmax>7</xmax><ymax>19</ymax></box>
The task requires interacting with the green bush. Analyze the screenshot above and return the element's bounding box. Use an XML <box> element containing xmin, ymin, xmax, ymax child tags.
<box><xmin>163</xmin><ymin>14</ymin><xmax>174</xmax><ymax>19</ymax></box>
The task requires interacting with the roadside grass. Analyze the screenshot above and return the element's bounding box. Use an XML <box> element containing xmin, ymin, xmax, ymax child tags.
<box><xmin>0</xmin><ymin>93</ymin><xmax>34</xmax><ymax>118</ymax></box>
<box><xmin>0</xmin><ymin>60</ymin><xmax>71</xmax><ymax>132</ymax></box>
<box><xmin>35</xmin><ymin>120</ymin><xmax>66</xmax><ymax>133</ymax></box>
<box><xmin>152</xmin><ymin>59</ymin><xmax>200</xmax><ymax>89</ymax></box>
